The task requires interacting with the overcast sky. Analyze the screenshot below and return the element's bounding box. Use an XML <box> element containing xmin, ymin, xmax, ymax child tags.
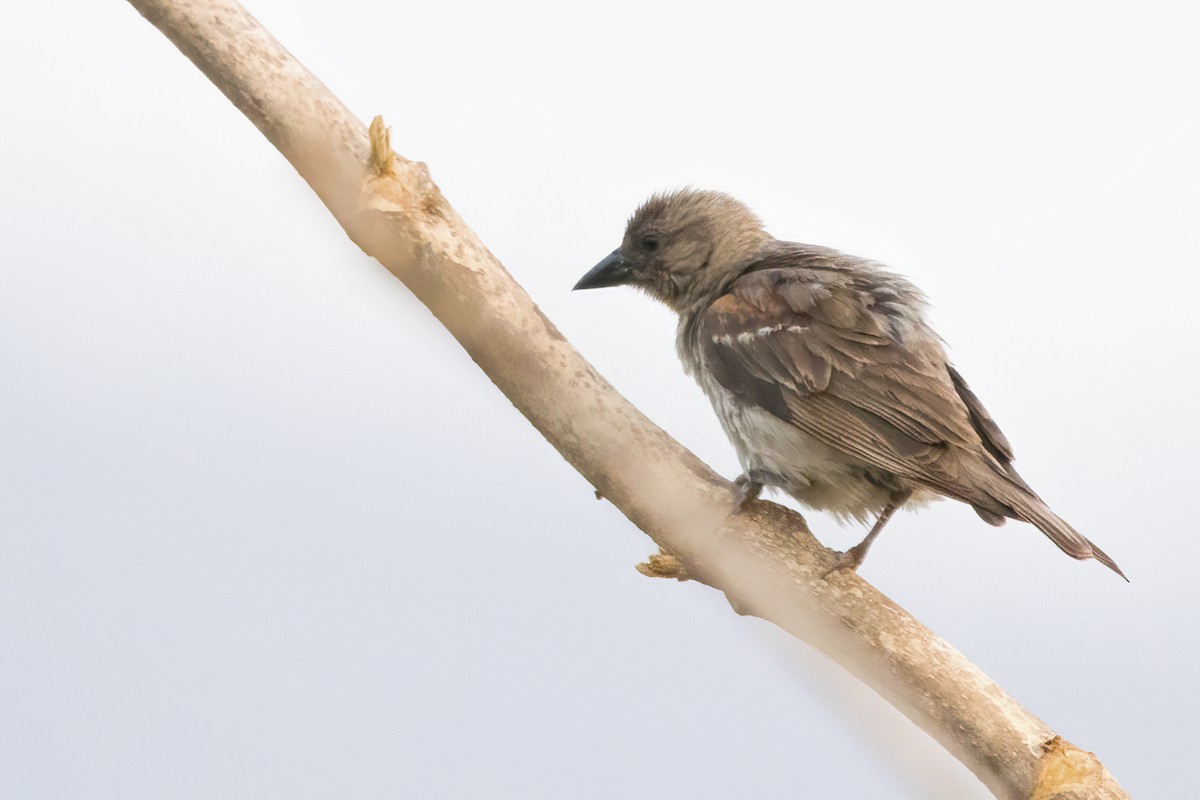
<box><xmin>2</xmin><ymin>1</ymin><xmax>1197</xmax><ymax>797</ymax></box>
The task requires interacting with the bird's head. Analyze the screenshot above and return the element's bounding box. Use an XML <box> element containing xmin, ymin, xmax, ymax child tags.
<box><xmin>574</xmin><ymin>189</ymin><xmax>771</xmax><ymax>312</ymax></box>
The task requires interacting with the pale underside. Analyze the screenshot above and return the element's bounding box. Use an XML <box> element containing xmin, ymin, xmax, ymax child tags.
<box><xmin>702</xmin><ymin>373</ymin><xmax>939</xmax><ymax>524</ymax></box>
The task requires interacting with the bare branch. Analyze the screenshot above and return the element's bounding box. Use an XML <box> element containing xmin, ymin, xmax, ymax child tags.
<box><xmin>125</xmin><ymin>2</ymin><xmax>1129</xmax><ymax>797</ymax></box>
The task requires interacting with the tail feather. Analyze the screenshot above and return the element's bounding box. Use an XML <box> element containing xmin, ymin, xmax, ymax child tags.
<box><xmin>1012</xmin><ymin>494</ymin><xmax>1127</xmax><ymax>580</ymax></box>
<box><xmin>958</xmin><ymin>455</ymin><xmax>1127</xmax><ymax>579</ymax></box>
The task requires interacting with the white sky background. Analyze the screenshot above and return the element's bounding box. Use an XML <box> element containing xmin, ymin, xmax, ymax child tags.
<box><xmin>1</xmin><ymin>1</ymin><xmax>1197</xmax><ymax>797</ymax></box>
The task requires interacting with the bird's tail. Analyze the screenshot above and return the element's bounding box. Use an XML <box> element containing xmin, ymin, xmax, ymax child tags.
<box><xmin>1005</xmin><ymin>490</ymin><xmax>1127</xmax><ymax>580</ymax></box>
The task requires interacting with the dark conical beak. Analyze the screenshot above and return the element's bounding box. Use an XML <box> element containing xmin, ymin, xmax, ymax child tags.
<box><xmin>573</xmin><ymin>249</ymin><xmax>633</xmax><ymax>291</ymax></box>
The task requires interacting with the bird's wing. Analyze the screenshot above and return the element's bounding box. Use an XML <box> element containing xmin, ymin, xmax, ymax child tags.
<box><xmin>697</xmin><ymin>255</ymin><xmax>1123</xmax><ymax>575</ymax></box>
<box><xmin>946</xmin><ymin>364</ymin><xmax>1015</xmax><ymax>465</ymax></box>
<box><xmin>697</xmin><ymin>265</ymin><xmax>1009</xmax><ymax>507</ymax></box>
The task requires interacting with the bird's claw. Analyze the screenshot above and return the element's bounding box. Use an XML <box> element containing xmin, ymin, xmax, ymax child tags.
<box><xmin>733</xmin><ymin>474</ymin><xmax>763</xmax><ymax>511</ymax></box>
<box><xmin>822</xmin><ymin>544</ymin><xmax>868</xmax><ymax>579</ymax></box>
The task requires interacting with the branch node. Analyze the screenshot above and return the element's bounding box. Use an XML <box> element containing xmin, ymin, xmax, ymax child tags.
<box><xmin>368</xmin><ymin>115</ymin><xmax>396</xmax><ymax>177</ymax></box>
<box><xmin>725</xmin><ymin>593</ymin><xmax>759</xmax><ymax>617</ymax></box>
<box><xmin>360</xmin><ymin>117</ymin><xmax>445</xmax><ymax>223</ymax></box>
<box><xmin>1032</xmin><ymin>736</ymin><xmax>1111</xmax><ymax>800</ymax></box>
<box><xmin>636</xmin><ymin>549</ymin><xmax>689</xmax><ymax>581</ymax></box>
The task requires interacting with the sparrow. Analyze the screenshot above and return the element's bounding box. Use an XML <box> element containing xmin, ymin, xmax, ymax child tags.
<box><xmin>574</xmin><ymin>189</ymin><xmax>1124</xmax><ymax>578</ymax></box>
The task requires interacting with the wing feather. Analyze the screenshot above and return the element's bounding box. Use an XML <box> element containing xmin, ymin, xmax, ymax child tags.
<box><xmin>697</xmin><ymin>264</ymin><xmax>1004</xmax><ymax>508</ymax></box>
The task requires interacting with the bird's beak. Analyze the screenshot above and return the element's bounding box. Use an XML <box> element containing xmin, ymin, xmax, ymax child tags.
<box><xmin>573</xmin><ymin>249</ymin><xmax>634</xmax><ymax>290</ymax></box>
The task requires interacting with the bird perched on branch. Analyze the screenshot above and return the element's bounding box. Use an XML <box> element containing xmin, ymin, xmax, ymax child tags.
<box><xmin>574</xmin><ymin>189</ymin><xmax>1124</xmax><ymax>578</ymax></box>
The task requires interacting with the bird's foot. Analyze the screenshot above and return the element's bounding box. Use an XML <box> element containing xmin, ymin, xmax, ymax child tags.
<box><xmin>822</xmin><ymin>488</ymin><xmax>911</xmax><ymax>579</ymax></box>
<box><xmin>735</xmin><ymin>470</ymin><xmax>786</xmax><ymax>510</ymax></box>
<box><xmin>733</xmin><ymin>474</ymin><xmax>763</xmax><ymax>510</ymax></box>
<box><xmin>822</xmin><ymin>542</ymin><xmax>870</xmax><ymax>579</ymax></box>
<box><xmin>636</xmin><ymin>548</ymin><xmax>689</xmax><ymax>581</ymax></box>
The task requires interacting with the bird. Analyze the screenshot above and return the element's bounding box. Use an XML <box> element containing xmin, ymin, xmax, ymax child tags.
<box><xmin>573</xmin><ymin>188</ymin><xmax>1124</xmax><ymax>578</ymax></box>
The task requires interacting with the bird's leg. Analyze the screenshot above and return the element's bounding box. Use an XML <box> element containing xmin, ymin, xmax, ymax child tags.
<box><xmin>824</xmin><ymin>488</ymin><xmax>913</xmax><ymax>577</ymax></box>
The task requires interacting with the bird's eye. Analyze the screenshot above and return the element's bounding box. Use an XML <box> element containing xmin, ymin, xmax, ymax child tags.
<box><xmin>641</xmin><ymin>236</ymin><xmax>659</xmax><ymax>252</ymax></box>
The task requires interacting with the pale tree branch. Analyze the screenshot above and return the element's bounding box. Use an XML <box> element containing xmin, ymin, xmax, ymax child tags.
<box><xmin>124</xmin><ymin>2</ymin><xmax>1129</xmax><ymax>798</ymax></box>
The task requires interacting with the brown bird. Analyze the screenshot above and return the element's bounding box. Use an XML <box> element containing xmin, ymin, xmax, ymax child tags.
<box><xmin>574</xmin><ymin>189</ymin><xmax>1124</xmax><ymax>578</ymax></box>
